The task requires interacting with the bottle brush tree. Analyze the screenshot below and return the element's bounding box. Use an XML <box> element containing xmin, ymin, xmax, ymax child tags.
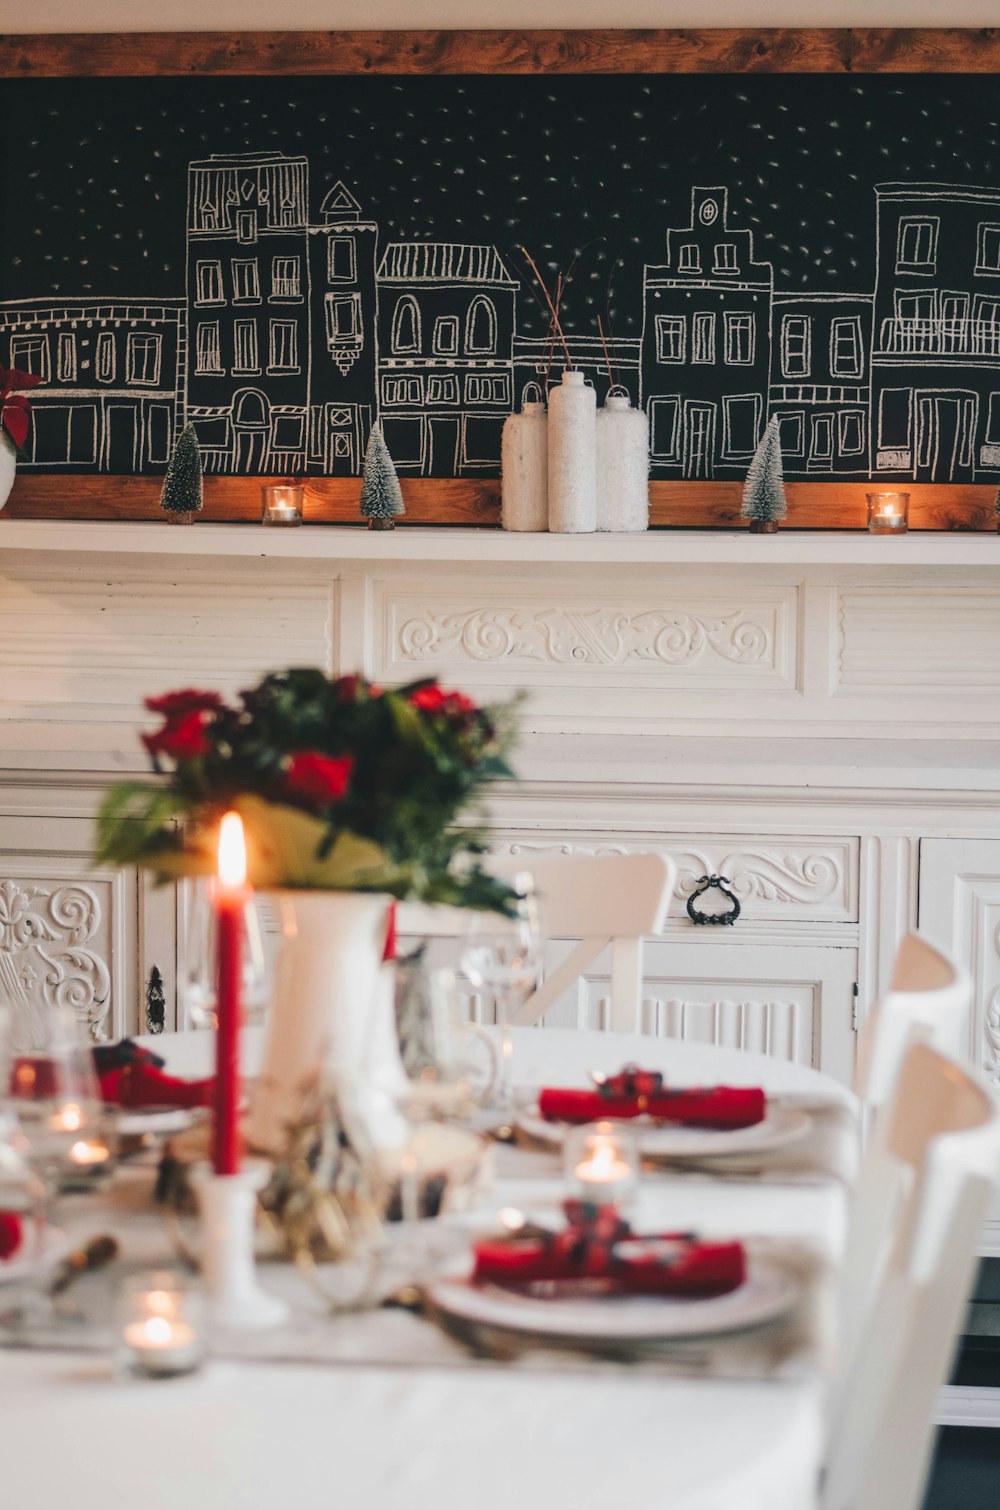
<box><xmin>742</xmin><ymin>416</ymin><xmax>787</xmax><ymax>533</ymax></box>
<box><xmin>159</xmin><ymin>423</ymin><xmax>203</xmax><ymax>523</ymax></box>
<box><xmin>360</xmin><ymin>424</ymin><xmax>405</xmax><ymax>530</ymax></box>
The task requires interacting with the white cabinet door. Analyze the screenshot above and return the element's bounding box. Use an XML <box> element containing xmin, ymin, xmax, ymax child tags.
<box><xmin>918</xmin><ymin>838</ymin><xmax>1000</xmax><ymax>1085</ymax></box>
<box><xmin>532</xmin><ymin>938</ymin><xmax>858</xmax><ymax>1087</ymax></box>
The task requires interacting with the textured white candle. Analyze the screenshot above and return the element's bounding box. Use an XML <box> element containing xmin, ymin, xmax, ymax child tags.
<box><xmin>597</xmin><ymin>393</ymin><xmax>650</xmax><ymax>532</ymax></box>
<box><xmin>501</xmin><ymin>400</ymin><xmax>548</xmax><ymax>531</ymax></box>
<box><xmin>547</xmin><ymin>371</ymin><xmax>597</xmax><ymax>534</ymax></box>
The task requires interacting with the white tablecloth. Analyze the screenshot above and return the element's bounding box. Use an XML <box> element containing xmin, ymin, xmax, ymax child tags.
<box><xmin>0</xmin><ymin>1030</ymin><xmax>853</xmax><ymax>1510</ymax></box>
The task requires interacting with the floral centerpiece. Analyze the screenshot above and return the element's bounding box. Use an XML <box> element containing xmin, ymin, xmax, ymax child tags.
<box><xmin>1</xmin><ymin>364</ymin><xmax>42</xmax><ymax>511</ymax></box>
<box><xmin>96</xmin><ymin>667</ymin><xmax>519</xmax><ymax>912</ymax></box>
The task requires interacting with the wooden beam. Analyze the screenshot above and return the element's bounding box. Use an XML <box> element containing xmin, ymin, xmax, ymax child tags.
<box><xmin>3</xmin><ymin>476</ymin><xmax>995</xmax><ymax>530</ymax></box>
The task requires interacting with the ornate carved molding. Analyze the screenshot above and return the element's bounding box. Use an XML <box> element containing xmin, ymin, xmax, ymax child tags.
<box><xmin>0</xmin><ymin>879</ymin><xmax>112</xmax><ymax>1043</ymax></box>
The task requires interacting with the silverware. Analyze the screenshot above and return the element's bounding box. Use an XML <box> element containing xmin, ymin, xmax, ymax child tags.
<box><xmin>0</xmin><ymin>1233</ymin><xmax>120</xmax><ymax>1330</ymax></box>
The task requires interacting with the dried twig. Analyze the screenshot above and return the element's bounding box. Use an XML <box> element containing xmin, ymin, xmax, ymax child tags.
<box><xmin>544</xmin><ymin>273</ymin><xmax>564</xmax><ymax>388</ymax></box>
<box><xmin>520</xmin><ymin>245</ymin><xmax>573</xmax><ymax>369</ymax></box>
<box><xmin>597</xmin><ymin>314</ymin><xmax>615</xmax><ymax>390</ymax></box>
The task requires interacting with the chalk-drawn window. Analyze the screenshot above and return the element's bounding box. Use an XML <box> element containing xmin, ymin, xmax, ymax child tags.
<box><xmin>334</xmin><ymin>434</ymin><xmax>351</xmax><ymax>459</ymax></box>
<box><xmin>273</xmin><ymin>414</ymin><xmax>305</xmax><ymax>450</ymax></box>
<box><xmin>57</xmin><ymin>333</ymin><xmax>76</xmax><ymax>383</ymax></box>
<box><xmin>382</xmin><ymin>374</ymin><xmax>424</xmax><ymax>406</ymax></box>
<box><xmin>648</xmin><ymin>396</ymin><xmax>681</xmax><ymax>460</ymax></box>
<box><xmin>781</xmin><ymin>316</ymin><xmax>811</xmax><ymax>378</ymax></box>
<box><xmin>466</xmin><ymin>297</ymin><xmax>497</xmax><ymax>355</ymax></box>
<box><xmin>692</xmin><ymin>313</ymin><xmax>716</xmax><ymax>364</ymax></box>
<box><xmin>463</xmin><ymin>417</ymin><xmax>504</xmax><ymax>467</ymax></box>
<box><xmin>655</xmin><ymin>315</ymin><xmax>686</xmax><ymax>363</ymax></box>
<box><xmin>830</xmin><ymin>317</ymin><xmax>863</xmax><ymax>379</ymax></box>
<box><xmin>838</xmin><ymin>410</ymin><xmax>866</xmax><ymax>455</ymax></box>
<box><xmin>977</xmin><ymin>224</ymin><xmax>1000</xmax><ymax>273</ymax></box>
<box><xmin>427</xmin><ymin>375</ymin><xmax>459</xmax><ymax>404</ymax></box>
<box><xmin>678</xmin><ymin>244</ymin><xmax>701</xmax><ymax>273</ymax></box>
<box><xmin>325</xmin><ymin>293</ymin><xmax>362</xmax><ymax>347</ymax></box>
<box><xmin>895</xmin><ymin>217</ymin><xmax>938</xmax><ymax>273</ymax></box>
<box><xmin>433</xmin><ymin>316</ymin><xmax>459</xmax><ymax>355</ymax></box>
<box><xmin>713</xmin><ymin>243</ymin><xmax>738</xmax><ymax>273</ymax></box>
<box><xmin>724</xmin><ymin>312</ymin><xmax>754</xmax><ymax>365</ymax></box>
<box><xmin>31</xmin><ymin>404</ymin><xmax>96</xmax><ymax>465</ymax></box>
<box><xmin>381</xmin><ymin>417</ymin><xmax>424</xmax><ymax>468</ymax></box>
<box><xmin>195</xmin><ymin>261</ymin><xmax>223</xmax><ymax>306</ymax></box>
<box><xmin>236</xmin><ymin>209</ymin><xmax>257</xmax><ymax>245</ymax></box>
<box><xmin>234</xmin><ymin>391</ymin><xmax>268</xmax><ymax>428</ymax></box>
<box><xmin>465</xmin><ymin>373</ymin><xmax>511</xmax><ymax>405</ymax></box>
<box><xmin>986</xmin><ymin>393</ymin><xmax>1000</xmax><ymax>444</ymax></box>
<box><xmin>96</xmin><ymin>332</ymin><xmax>116</xmax><ymax>384</ymax></box>
<box><xmin>10</xmin><ymin>334</ymin><xmax>50</xmax><ymax>383</ymax></box>
<box><xmin>268</xmin><ymin>321</ymin><xmax>299</xmax><ymax>373</ymax></box>
<box><xmin>777</xmin><ymin>412</ymin><xmax>805</xmax><ymax>456</ymax></box>
<box><xmin>328</xmin><ymin>238</ymin><xmax>357</xmax><ymax>283</ymax></box>
<box><xmin>878</xmin><ymin>388</ymin><xmax>913</xmax><ymax>450</ymax></box>
<box><xmin>271</xmin><ymin>257</ymin><xmax>301</xmax><ymax>300</ymax></box>
<box><xmin>195</xmin><ymin>322</ymin><xmax>223</xmax><ymax>376</ymax></box>
<box><xmin>233</xmin><ymin>320</ymin><xmax>260</xmax><ymax>374</ymax></box>
<box><xmin>722</xmin><ymin>394</ymin><xmax>762</xmax><ymax>458</ymax></box>
<box><xmin>392</xmin><ymin>296</ymin><xmax>421</xmax><ymax>354</ymax></box>
<box><xmin>126</xmin><ymin>333</ymin><xmax>162</xmax><ymax>387</ymax></box>
<box><xmin>232</xmin><ymin>259</ymin><xmax>261</xmax><ymax>304</ymax></box>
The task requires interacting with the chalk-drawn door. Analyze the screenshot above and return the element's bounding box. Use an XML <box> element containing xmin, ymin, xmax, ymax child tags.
<box><xmin>326</xmin><ymin>405</ymin><xmax>357</xmax><ymax>472</ymax></box>
<box><xmin>916</xmin><ymin>390</ymin><xmax>977</xmax><ymax>480</ymax></box>
<box><xmin>807</xmin><ymin>414</ymin><xmax>834</xmax><ymax>471</ymax></box>
<box><xmin>233</xmin><ymin>389</ymin><xmax>270</xmax><ymax>473</ymax></box>
<box><xmin>683</xmin><ymin>402</ymin><xmax>716</xmax><ymax>479</ymax></box>
<box><xmin>105</xmin><ymin>405</ymin><xmax>140</xmax><ymax>471</ymax></box>
<box><xmin>428</xmin><ymin>417</ymin><xmax>460</xmax><ymax>476</ymax></box>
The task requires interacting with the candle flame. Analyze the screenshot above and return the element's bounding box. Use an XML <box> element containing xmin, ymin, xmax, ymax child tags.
<box><xmin>217</xmin><ymin>811</ymin><xmax>247</xmax><ymax>888</ymax></box>
<box><xmin>144</xmin><ymin>1316</ymin><xmax>173</xmax><ymax>1345</ymax></box>
<box><xmin>587</xmin><ymin>1140</ymin><xmax>618</xmax><ymax>1177</ymax></box>
<box><xmin>59</xmin><ymin>1103</ymin><xmax>83</xmax><ymax>1132</ymax></box>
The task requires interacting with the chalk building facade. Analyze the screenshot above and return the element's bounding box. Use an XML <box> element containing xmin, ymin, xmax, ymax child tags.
<box><xmin>769</xmin><ymin>292</ymin><xmax>873</xmax><ymax>477</ymax></box>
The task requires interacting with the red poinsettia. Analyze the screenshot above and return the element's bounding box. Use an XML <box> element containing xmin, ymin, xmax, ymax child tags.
<box><xmin>142</xmin><ymin>690</ymin><xmax>224</xmax><ymax>761</ymax></box>
<box><xmin>0</xmin><ymin>364</ymin><xmax>42</xmax><ymax>452</ymax></box>
<box><xmin>284</xmin><ymin>750</ymin><xmax>355</xmax><ymax>809</ymax></box>
<box><xmin>145</xmin><ymin>689</ymin><xmax>226</xmax><ymax>718</ymax></box>
<box><xmin>409</xmin><ymin>684</ymin><xmax>476</xmax><ymax>718</ymax></box>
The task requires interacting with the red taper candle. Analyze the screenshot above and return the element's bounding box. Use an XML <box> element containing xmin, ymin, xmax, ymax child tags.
<box><xmin>213</xmin><ymin>811</ymin><xmax>246</xmax><ymax>1176</ymax></box>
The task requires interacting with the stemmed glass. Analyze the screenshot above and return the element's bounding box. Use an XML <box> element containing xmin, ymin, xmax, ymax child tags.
<box><xmin>460</xmin><ymin>880</ymin><xmax>543</xmax><ymax>1131</ymax></box>
<box><xmin>177</xmin><ymin>877</ymin><xmax>271</xmax><ymax>1030</ymax></box>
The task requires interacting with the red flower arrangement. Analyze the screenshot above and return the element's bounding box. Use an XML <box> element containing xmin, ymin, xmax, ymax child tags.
<box><xmin>0</xmin><ymin>364</ymin><xmax>42</xmax><ymax>452</ymax></box>
<box><xmin>97</xmin><ymin>669</ymin><xmax>520</xmax><ymax>910</ymax></box>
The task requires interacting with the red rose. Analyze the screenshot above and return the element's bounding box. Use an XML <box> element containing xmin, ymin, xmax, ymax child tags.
<box><xmin>142</xmin><ymin>708</ymin><xmax>214</xmax><ymax>760</ymax></box>
<box><xmin>0</xmin><ymin>1211</ymin><xmax>23</xmax><ymax>1262</ymax></box>
<box><xmin>409</xmin><ymin>685</ymin><xmax>476</xmax><ymax>717</ymax></box>
<box><xmin>144</xmin><ymin>689</ymin><xmax>225</xmax><ymax>718</ymax></box>
<box><xmin>333</xmin><ymin>675</ymin><xmax>383</xmax><ymax>701</ymax></box>
<box><xmin>284</xmin><ymin>750</ymin><xmax>354</xmax><ymax>808</ymax></box>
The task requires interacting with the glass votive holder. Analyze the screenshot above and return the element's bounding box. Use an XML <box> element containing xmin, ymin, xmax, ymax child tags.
<box><xmin>563</xmin><ymin>1121</ymin><xmax>639</xmax><ymax>1208</ymax></box>
<box><xmin>116</xmin><ymin>1270</ymin><xmax>206</xmax><ymax>1379</ymax></box>
<box><xmin>57</xmin><ymin>1131</ymin><xmax>116</xmax><ymax>1194</ymax></box>
<box><xmin>261</xmin><ymin>483</ymin><xmax>304</xmax><ymax>527</ymax></box>
<box><xmin>866</xmin><ymin>491</ymin><xmax>909</xmax><ymax>534</ymax></box>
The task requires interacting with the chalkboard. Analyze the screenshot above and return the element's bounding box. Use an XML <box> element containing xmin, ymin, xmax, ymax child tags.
<box><xmin>1</xmin><ymin>31</ymin><xmax>999</xmax><ymax>525</ymax></box>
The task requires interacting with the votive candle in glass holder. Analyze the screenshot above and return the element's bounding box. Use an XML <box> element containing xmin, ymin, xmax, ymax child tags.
<box><xmin>866</xmin><ymin>491</ymin><xmax>909</xmax><ymax>534</ymax></box>
<box><xmin>261</xmin><ymin>483</ymin><xmax>304</xmax><ymax>527</ymax></box>
<box><xmin>564</xmin><ymin>1120</ymin><xmax>639</xmax><ymax>1207</ymax></box>
<box><xmin>117</xmin><ymin>1271</ymin><xmax>206</xmax><ymax>1379</ymax></box>
<box><xmin>58</xmin><ymin>1133</ymin><xmax>115</xmax><ymax>1193</ymax></box>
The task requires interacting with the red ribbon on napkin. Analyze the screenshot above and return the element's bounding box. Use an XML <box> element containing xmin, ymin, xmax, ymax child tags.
<box><xmin>538</xmin><ymin>1064</ymin><xmax>765</xmax><ymax>1130</ymax></box>
<box><xmin>473</xmin><ymin>1200</ymin><xmax>745</xmax><ymax>1298</ymax></box>
<box><xmin>0</xmin><ymin>1211</ymin><xmax>24</xmax><ymax>1261</ymax></box>
<box><xmin>10</xmin><ymin>1046</ymin><xmax>212</xmax><ymax>1113</ymax></box>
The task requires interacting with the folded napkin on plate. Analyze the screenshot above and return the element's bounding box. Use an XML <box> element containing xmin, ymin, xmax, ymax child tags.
<box><xmin>10</xmin><ymin>1041</ymin><xmax>212</xmax><ymax>1112</ymax></box>
<box><xmin>0</xmin><ymin>1211</ymin><xmax>24</xmax><ymax>1261</ymax></box>
<box><xmin>538</xmin><ymin>1064</ymin><xmax>765</xmax><ymax>1130</ymax></box>
<box><xmin>473</xmin><ymin>1200</ymin><xmax>745</xmax><ymax>1298</ymax></box>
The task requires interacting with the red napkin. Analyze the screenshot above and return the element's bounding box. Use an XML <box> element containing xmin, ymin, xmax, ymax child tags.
<box><xmin>473</xmin><ymin>1201</ymin><xmax>745</xmax><ymax>1298</ymax></box>
<box><xmin>538</xmin><ymin>1066</ymin><xmax>765</xmax><ymax>1130</ymax></box>
<box><xmin>98</xmin><ymin>1062</ymin><xmax>214</xmax><ymax>1112</ymax></box>
<box><xmin>0</xmin><ymin>1211</ymin><xmax>24</xmax><ymax>1261</ymax></box>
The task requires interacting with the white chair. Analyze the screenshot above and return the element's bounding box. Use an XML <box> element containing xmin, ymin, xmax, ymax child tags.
<box><xmin>823</xmin><ymin>1041</ymin><xmax>1000</xmax><ymax>1510</ymax></box>
<box><xmin>835</xmin><ymin>932</ymin><xmax>972</xmax><ymax>1395</ymax></box>
<box><xmin>399</xmin><ymin>851</ymin><xmax>676</xmax><ymax>1035</ymax></box>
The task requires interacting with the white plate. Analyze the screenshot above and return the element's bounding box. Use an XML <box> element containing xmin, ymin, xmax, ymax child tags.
<box><xmin>0</xmin><ymin>1224</ymin><xmax>68</xmax><ymax>1286</ymax></box>
<box><xmin>115</xmin><ymin>1106</ymin><xmax>201</xmax><ymax>1137</ymax></box>
<box><xmin>427</xmin><ymin>1251</ymin><xmax>797</xmax><ymax>1342</ymax></box>
<box><xmin>518</xmin><ymin>1102</ymin><xmax>811</xmax><ymax>1161</ymax></box>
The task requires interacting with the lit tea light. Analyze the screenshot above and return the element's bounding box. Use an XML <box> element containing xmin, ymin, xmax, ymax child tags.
<box><xmin>59</xmin><ymin>1135</ymin><xmax>114</xmax><ymax>1193</ymax></box>
<box><xmin>69</xmin><ymin>1138</ymin><xmax>110</xmax><ymax>1167</ymax></box>
<box><xmin>867</xmin><ymin>491</ymin><xmax>909</xmax><ymax>534</ymax></box>
<box><xmin>118</xmin><ymin>1272</ymin><xmax>205</xmax><ymax>1379</ymax></box>
<box><xmin>51</xmin><ymin>1102</ymin><xmax>84</xmax><ymax>1134</ymax></box>
<box><xmin>564</xmin><ymin>1120</ymin><xmax>639</xmax><ymax>1206</ymax></box>
<box><xmin>261</xmin><ymin>483</ymin><xmax>304</xmax><ymax>527</ymax></box>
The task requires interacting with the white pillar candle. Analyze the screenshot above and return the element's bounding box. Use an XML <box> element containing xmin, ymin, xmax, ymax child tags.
<box><xmin>501</xmin><ymin>400</ymin><xmax>548</xmax><ymax>531</ymax></box>
<box><xmin>547</xmin><ymin>371</ymin><xmax>597</xmax><ymax>534</ymax></box>
<box><xmin>596</xmin><ymin>392</ymin><xmax>649</xmax><ymax>533</ymax></box>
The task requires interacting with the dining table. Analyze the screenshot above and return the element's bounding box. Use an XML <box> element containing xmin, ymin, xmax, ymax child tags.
<box><xmin>0</xmin><ymin>1026</ymin><xmax>857</xmax><ymax>1510</ymax></box>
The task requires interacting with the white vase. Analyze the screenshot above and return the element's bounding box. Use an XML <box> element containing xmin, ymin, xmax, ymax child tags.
<box><xmin>501</xmin><ymin>399</ymin><xmax>548</xmax><ymax>531</ymax></box>
<box><xmin>0</xmin><ymin>431</ymin><xmax>16</xmax><ymax>513</ymax></box>
<box><xmin>547</xmin><ymin>370</ymin><xmax>597</xmax><ymax>533</ymax></box>
<box><xmin>245</xmin><ymin>890</ymin><xmax>410</xmax><ymax>1162</ymax></box>
<box><xmin>596</xmin><ymin>392</ymin><xmax>650</xmax><ymax>532</ymax></box>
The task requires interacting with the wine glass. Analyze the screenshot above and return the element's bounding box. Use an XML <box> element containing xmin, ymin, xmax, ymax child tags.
<box><xmin>177</xmin><ymin>877</ymin><xmax>271</xmax><ymax>1030</ymax></box>
<box><xmin>460</xmin><ymin>881</ymin><xmax>542</xmax><ymax>1130</ymax></box>
<box><xmin>0</xmin><ymin>999</ymin><xmax>105</xmax><ymax>1195</ymax></box>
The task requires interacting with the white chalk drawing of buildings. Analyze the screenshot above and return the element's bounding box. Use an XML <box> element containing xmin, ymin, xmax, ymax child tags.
<box><xmin>375</xmin><ymin>243</ymin><xmax>517</xmax><ymax>475</ymax></box>
<box><xmin>871</xmin><ymin>183</ymin><xmax>1000</xmax><ymax>481</ymax></box>
<box><xmin>641</xmin><ymin>187</ymin><xmax>774</xmax><ymax>479</ymax></box>
<box><xmin>5</xmin><ymin>143</ymin><xmax>1000</xmax><ymax>487</ymax></box>
<box><xmin>0</xmin><ymin>297</ymin><xmax>184</xmax><ymax>471</ymax></box>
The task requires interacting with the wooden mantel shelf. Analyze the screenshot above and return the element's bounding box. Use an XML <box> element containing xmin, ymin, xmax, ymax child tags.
<box><xmin>1</xmin><ymin>519</ymin><xmax>997</xmax><ymax>567</ymax></box>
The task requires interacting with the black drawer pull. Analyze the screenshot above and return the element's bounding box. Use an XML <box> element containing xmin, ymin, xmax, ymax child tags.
<box><xmin>686</xmin><ymin>874</ymin><xmax>741</xmax><ymax>927</ymax></box>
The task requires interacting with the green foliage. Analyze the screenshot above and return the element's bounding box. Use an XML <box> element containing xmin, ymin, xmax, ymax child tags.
<box><xmin>741</xmin><ymin>416</ymin><xmax>787</xmax><ymax>523</ymax></box>
<box><xmin>360</xmin><ymin>425</ymin><xmax>404</xmax><ymax>521</ymax></box>
<box><xmin>159</xmin><ymin>424</ymin><xmax>203</xmax><ymax>517</ymax></box>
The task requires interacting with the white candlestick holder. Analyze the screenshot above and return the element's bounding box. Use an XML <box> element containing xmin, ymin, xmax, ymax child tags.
<box><xmin>193</xmin><ymin>1161</ymin><xmax>288</xmax><ymax>1330</ymax></box>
